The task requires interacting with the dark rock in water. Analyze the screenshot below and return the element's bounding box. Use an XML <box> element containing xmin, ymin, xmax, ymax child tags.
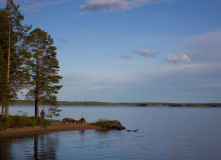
<box><xmin>134</xmin><ymin>129</ymin><xmax>139</xmax><ymax>132</ymax></box>
<box><xmin>109</xmin><ymin>120</ymin><xmax>126</xmax><ymax>130</ymax></box>
<box><xmin>62</xmin><ymin>118</ymin><xmax>76</xmax><ymax>123</ymax></box>
<box><xmin>127</xmin><ymin>130</ymin><xmax>132</xmax><ymax>132</ymax></box>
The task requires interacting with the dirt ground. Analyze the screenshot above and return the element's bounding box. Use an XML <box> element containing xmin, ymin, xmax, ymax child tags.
<box><xmin>0</xmin><ymin>122</ymin><xmax>105</xmax><ymax>138</ymax></box>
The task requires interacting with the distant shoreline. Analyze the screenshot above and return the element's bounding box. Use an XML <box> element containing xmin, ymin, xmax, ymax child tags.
<box><xmin>10</xmin><ymin>100</ymin><xmax>221</xmax><ymax>107</ymax></box>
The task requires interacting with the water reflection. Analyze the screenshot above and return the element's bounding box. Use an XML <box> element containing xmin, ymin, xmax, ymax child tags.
<box><xmin>1</xmin><ymin>107</ymin><xmax>221</xmax><ymax>159</ymax></box>
<box><xmin>0</xmin><ymin>133</ymin><xmax>60</xmax><ymax>160</ymax></box>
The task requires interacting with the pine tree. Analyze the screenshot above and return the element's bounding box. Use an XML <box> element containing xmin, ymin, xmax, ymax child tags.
<box><xmin>0</xmin><ymin>9</ymin><xmax>8</xmax><ymax>116</ymax></box>
<box><xmin>0</xmin><ymin>46</ymin><xmax>7</xmax><ymax>117</ymax></box>
<box><xmin>0</xmin><ymin>0</ymin><xmax>31</xmax><ymax>117</ymax></box>
<box><xmin>25</xmin><ymin>28</ymin><xmax>62</xmax><ymax>117</ymax></box>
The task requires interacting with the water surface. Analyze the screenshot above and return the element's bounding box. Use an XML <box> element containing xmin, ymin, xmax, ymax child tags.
<box><xmin>1</xmin><ymin>106</ymin><xmax>221</xmax><ymax>159</ymax></box>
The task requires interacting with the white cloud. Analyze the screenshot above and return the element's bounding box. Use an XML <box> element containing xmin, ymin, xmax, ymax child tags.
<box><xmin>119</xmin><ymin>54</ymin><xmax>132</xmax><ymax>60</ymax></box>
<box><xmin>58</xmin><ymin>38</ymin><xmax>73</xmax><ymax>45</ymax></box>
<box><xmin>79</xmin><ymin>0</ymin><xmax>170</xmax><ymax>14</ymax></box>
<box><xmin>80</xmin><ymin>0</ymin><xmax>130</xmax><ymax>13</ymax></box>
<box><xmin>134</xmin><ymin>49</ymin><xmax>159</xmax><ymax>57</ymax></box>
<box><xmin>166</xmin><ymin>54</ymin><xmax>191</xmax><ymax>64</ymax></box>
<box><xmin>20</xmin><ymin>0</ymin><xmax>70</xmax><ymax>12</ymax></box>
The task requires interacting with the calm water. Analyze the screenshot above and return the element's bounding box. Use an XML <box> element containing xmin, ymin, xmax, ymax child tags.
<box><xmin>1</xmin><ymin>106</ymin><xmax>221</xmax><ymax>159</ymax></box>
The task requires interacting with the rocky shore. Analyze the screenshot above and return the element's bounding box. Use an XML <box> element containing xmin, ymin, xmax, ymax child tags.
<box><xmin>0</xmin><ymin>119</ymin><xmax>126</xmax><ymax>138</ymax></box>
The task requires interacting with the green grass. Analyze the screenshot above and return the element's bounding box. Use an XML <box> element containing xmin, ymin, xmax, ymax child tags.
<box><xmin>95</xmin><ymin>119</ymin><xmax>112</xmax><ymax>128</ymax></box>
<box><xmin>0</xmin><ymin>115</ymin><xmax>51</xmax><ymax>131</ymax></box>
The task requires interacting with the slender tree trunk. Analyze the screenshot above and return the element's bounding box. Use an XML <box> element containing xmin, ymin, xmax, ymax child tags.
<box><xmin>5</xmin><ymin>20</ymin><xmax>11</xmax><ymax>118</ymax></box>
<box><xmin>35</xmin><ymin>43</ymin><xmax>40</xmax><ymax>117</ymax></box>
<box><xmin>35</xmin><ymin>85</ymin><xmax>39</xmax><ymax>117</ymax></box>
<box><xmin>1</xmin><ymin>105</ymin><xmax>4</xmax><ymax>117</ymax></box>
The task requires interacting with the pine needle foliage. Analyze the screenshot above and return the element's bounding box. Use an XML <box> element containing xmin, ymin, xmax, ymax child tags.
<box><xmin>25</xmin><ymin>28</ymin><xmax>62</xmax><ymax>117</ymax></box>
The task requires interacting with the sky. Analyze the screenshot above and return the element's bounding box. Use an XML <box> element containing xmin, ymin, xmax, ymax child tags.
<box><xmin>1</xmin><ymin>0</ymin><xmax>221</xmax><ymax>103</ymax></box>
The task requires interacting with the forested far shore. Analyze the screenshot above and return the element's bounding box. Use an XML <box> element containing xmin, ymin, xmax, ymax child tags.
<box><xmin>10</xmin><ymin>100</ymin><xmax>221</xmax><ymax>107</ymax></box>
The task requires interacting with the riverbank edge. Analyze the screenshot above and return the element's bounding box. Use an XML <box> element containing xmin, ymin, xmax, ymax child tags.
<box><xmin>0</xmin><ymin>122</ymin><xmax>106</xmax><ymax>138</ymax></box>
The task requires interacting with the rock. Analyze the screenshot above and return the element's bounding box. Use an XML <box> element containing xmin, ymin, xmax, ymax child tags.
<box><xmin>109</xmin><ymin>120</ymin><xmax>126</xmax><ymax>130</ymax></box>
<box><xmin>62</xmin><ymin>118</ymin><xmax>76</xmax><ymax>123</ymax></box>
<box><xmin>79</xmin><ymin>118</ymin><xmax>86</xmax><ymax>124</ymax></box>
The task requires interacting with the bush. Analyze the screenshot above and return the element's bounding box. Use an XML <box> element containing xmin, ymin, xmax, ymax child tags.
<box><xmin>0</xmin><ymin>115</ymin><xmax>51</xmax><ymax>131</ymax></box>
<box><xmin>95</xmin><ymin>119</ymin><xmax>112</xmax><ymax>128</ymax></box>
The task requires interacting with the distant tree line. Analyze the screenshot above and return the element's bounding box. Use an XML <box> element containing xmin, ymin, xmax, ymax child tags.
<box><xmin>10</xmin><ymin>100</ymin><xmax>221</xmax><ymax>107</ymax></box>
<box><xmin>0</xmin><ymin>0</ymin><xmax>62</xmax><ymax>118</ymax></box>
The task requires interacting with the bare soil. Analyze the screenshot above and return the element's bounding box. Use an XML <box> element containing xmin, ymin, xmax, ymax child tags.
<box><xmin>0</xmin><ymin>122</ymin><xmax>105</xmax><ymax>138</ymax></box>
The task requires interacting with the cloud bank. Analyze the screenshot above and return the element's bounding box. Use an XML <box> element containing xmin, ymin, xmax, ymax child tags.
<box><xmin>183</xmin><ymin>31</ymin><xmax>221</xmax><ymax>63</ymax></box>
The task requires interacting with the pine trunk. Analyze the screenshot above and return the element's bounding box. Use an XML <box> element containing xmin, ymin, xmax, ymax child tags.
<box><xmin>35</xmin><ymin>75</ymin><xmax>39</xmax><ymax>117</ymax></box>
<box><xmin>5</xmin><ymin>20</ymin><xmax>11</xmax><ymax>118</ymax></box>
<box><xmin>1</xmin><ymin>105</ymin><xmax>4</xmax><ymax>117</ymax></box>
<box><xmin>5</xmin><ymin>106</ymin><xmax>9</xmax><ymax>118</ymax></box>
<box><xmin>35</xmin><ymin>44</ymin><xmax>40</xmax><ymax>117</ymax></box>
<box><xmin>35</xmin><ymin>95</ymin><xmax>39</xmax><ymax>117</ymax></box>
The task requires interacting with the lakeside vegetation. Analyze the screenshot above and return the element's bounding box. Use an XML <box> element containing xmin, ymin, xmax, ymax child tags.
<box><xmin>10</xmin><ymin>100</ymin><xmax>221</xmax><ymax>107</ymax></box>
<box><xmin>95</xmin><ymin>119</ymin><xmax>112</xmax><ymax>128</ymax></box>
<box><xmin>0</xmin><ymin>115</ymin><xmax>51</xmax><ymax>131</ymax></box>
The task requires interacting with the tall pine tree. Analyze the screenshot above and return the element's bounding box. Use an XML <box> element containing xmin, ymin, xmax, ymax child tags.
<box><xmin>25</xmin><ymin>28</ymin><xmax>62</xmax><ymax>117</ymax></box>
<box><xmin>0</xmin><ymin>46</ymin><xmax>7</xmax><ymax>117</ymax></box>
<box><xmin>0</xmin><ymin>0</ymin><xmax>31</xmax><ymax>117</ymax></box>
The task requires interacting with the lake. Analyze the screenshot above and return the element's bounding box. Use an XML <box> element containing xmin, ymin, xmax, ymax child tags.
<box><xmin>1</xmin><ymin>105</ymin><xmax>221</xmax><ymax>159</ymax></box>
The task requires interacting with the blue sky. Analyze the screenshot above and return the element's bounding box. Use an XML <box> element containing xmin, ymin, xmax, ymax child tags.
<box><xmin>1</xmin><ymin>0</ymin><xmax>221</xmax><ymax>103</ymax></box>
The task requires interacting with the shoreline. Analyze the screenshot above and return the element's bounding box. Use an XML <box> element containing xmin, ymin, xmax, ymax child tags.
<box><xmin>0</xmin><ymin>122</ymin><xmax>105</xmax><ymax>138</ymax></box>
<box><xmin>10</xmin><ymin>100</ymin><xmax>221</xmax><ymax>107</ymax></box>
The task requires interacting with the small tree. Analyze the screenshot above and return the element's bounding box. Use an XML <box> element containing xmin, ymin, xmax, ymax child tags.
<box><xmin>25</xmin><ymin>28</ymin><xmax>62</xmax><ymax>117</ymax></box>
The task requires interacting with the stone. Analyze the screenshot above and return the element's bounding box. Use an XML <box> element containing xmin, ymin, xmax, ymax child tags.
<box><xmin>79</xmin><ymin>118</ymin><xmax>86</xmax><ymax>124</ymax></box>
<box><xmin>109</xmin><ymin>120</ymin><xmax>126</xmax><ymax>130</ymax></box>
<box><xmin>62</xmin><ymin>118</ymin><xmax>76</xmax><ymax>123</ymax></box>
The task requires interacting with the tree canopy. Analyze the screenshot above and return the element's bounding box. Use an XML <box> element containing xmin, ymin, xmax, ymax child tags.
<box><xmin>25</xmin><ymin>28</ymin><xmax>62</xmax><ymax>117</ymax></box>
<box><xmin>0</xmin><ymin>0</ymin><xmax>62</xmax><ymax>118</ymax></box>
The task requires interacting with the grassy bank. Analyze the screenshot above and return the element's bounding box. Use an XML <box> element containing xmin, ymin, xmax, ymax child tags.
<box><xmin>0</xmin><ymin>115</ymin><xmax>51</xmax><ymax>131</ymax></box>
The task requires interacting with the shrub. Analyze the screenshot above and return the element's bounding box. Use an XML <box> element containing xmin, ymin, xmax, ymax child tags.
<box><xmin>95</xmin><ymin>119</ymin><xmax>112</xmax><ymax>128</ymax></box>
<box><xmin>0</xmin><ymin>115</ymin><xmax>51</xmax><ymax>131</ymax></box>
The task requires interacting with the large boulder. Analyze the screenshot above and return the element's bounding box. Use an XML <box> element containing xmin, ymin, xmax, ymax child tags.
<box><xmin>62</xmin><ymin>118</ymin><xmax>76</xmax><ymax>123</ymax></box>
<box><xmin>110</xmin><ymin>120</ymin><xmax>126</xmax><ymax>130</ymax></box>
